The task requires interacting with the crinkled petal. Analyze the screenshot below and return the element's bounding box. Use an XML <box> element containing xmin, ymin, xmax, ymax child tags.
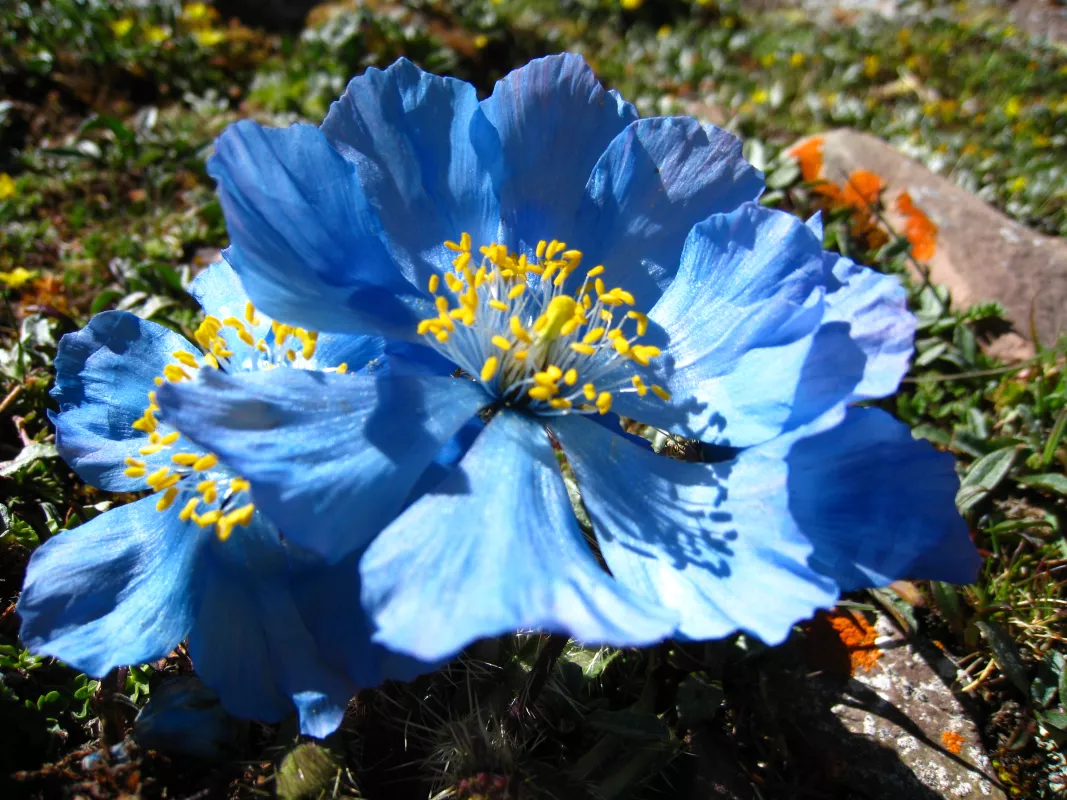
<box><xmin>553</xmin><ymin>415</ymin><xmax>838</xmax><ymax>644</ymax></box>
<box><xmin>18</xmin><ymin>496</ymin><xmax>206</xmax><ymax>676</ymax></box>
<box><xmin>822</xmin><ymin>252</ymin><xmax>915</xmax><ymax>401</ymax></box>
<box><xmin>574</xmin><ymin>117</ymin><xmax>763</xmax><ymax>305</ymax></box>
<box><xmin>321</xmin><ymin>58</ymin><xmax>502</xmax><ymax>286</ymax></box>
<box><xmin>614</xmin><ymin>203</ymin><xmax>858</xmax><ymax>447</ymax></box>
<box><xmin>208</xmin><ymin>121</ymin><xmax>427</xmax><ymax>339</ymax></box>
<box><xmin>360</xmin><ymin>410</ymin><xmax>678</xmax><ymax>662</ymax></box>
<box><xmin>292</xmin><ymin>552</ymin><xmax>439</xmax><ymax>688</ymax></box>
<box><xmin>156</xmin><ymin>370</ymin><xmax>490</xmax><ymax>561</ymax></box>
<box><xmin>49</xmin><ymin>311</ymin><xmax>206</xmax><ymax>491</ymax></box>
<box><xmin>783</xmin><ymin>406</ymin><xmax>979</xmax><ymax>589</ymax></box>
<box><xmin>481</xmin><ymin>53</ymin><xmax>638</xmax><ymax>251</ymax></box>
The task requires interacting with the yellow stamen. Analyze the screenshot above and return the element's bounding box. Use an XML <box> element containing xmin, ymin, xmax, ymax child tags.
<box><xmin>564</xmin><ymin>368</ymin><xmax>578</xmax><ymax>385</ymax></box>
<box><xmin>528</xmin><ymin>385</ymin><xmax>557</xmax><ymax>401</ymax></box>
<box><xmin>586</xmin><ymin>265</ymin><xmax>605</xmax><ymax>278</ymax></box>
<box><xmin>244</xmin><ymin>301</ymin><xmax>258</xmax><ymax>325</ymax></box>
<box><xmin>171</xmin><ymin>453</ymin><xmax>200</xmax><ymax>466</ymax></box>
<box><xmin>507</xmin><ymin>284</ymin><xmax>526</xmax><ymax>300</ymax></box>
<box><xmin>179</xmin><ymin>497</ymin><xmax>200</xmax><ymax>522</ymax></box>
<box><xmin>489</xmin><ymin>299</ymin><xmax>509</xmax><ymax>312</ymax></box>
<box><xmin>583</xmin><ymin>383</ymin><xmax>597</xmax><ymax>401</ymax></box>
<box><xmin>160</xmin><ymin>431</ymin><xmax>181</xmax><ymax>446</ymax></box>
<box><xmin>550</xmin><ymin>398</ymin><xmax>572</xmax><ymax>410</ymax></box>
<box><xmin>336</xmin><ymin>363</ymin><xmax>348</xmax><ymax>374</ymax></box>
<box><xmin>156</xmin><ymin>486</ymin><xmax>179</xmax><ymax>511</ymax></box>
<box><xmin>651</xmin><ymin>384</ymin><xmax>671</xmax><ymax>401</ymax></box>
<box><xmin>125</xmin><ymin>457</ymin><xmax>145</xmax><ymax>468</ymax></box>
<box><xmin>230</xmin><ymin>478</ymin><xmax>251</xmax><ymax>493</ymax></box>
<box><xmin>124</xmin><ymin>466</ymin><xmax>146</xmax><ymax>478</ymax></box>
<box><xmin>195</xmin><ymin>509</ymin><xmax>221</xmax><ymax>527</ymax></box>
<box><xmin>481</xmin><ymin>356</ymin><xmax>499</xmax><ymax>382</ymax></box>
<box><xmin>510</xmin><ymin>316</ymin><xmax>532</xmax><ymax>343</ymax></box>
<box><xmin>595</xmin><ymin>392</ymin><xmax>613</xmax><ymax>415</ymax></box>
<box><xmin>570</xmin><ymin>343</ymin><xmax>596</xmax><ymax>356</ymax></box>
<box><xmin>631</xmin><ymin>375</ymin><xmax>648</xmax><ymax>397</ymax></box>
<box><xmin>513</xmin><ymin>350</ymin><xmax>527</xmax><ymax>361</ymax></box>
<box><xmin>145</xmin><ymin>467</ymin><xmax>171</xmax><ymax>489</ymax></box>
<box><xmin>163</xmin><ymin>364</ymin><xmax>190</xmax><ymax>382</ymax></box>
<box><xmin>193</xmin><ymin>454</ymin><xmax>218</xmax><ymax>472</ymax></box>
<box><xmin>173</xmin><ymin>350</ymin><xmax>199</xmax><ymax>368</ymax></box>
<box><xmin>582</xmin><ymin>327</ymin><xmax>605</xmax><ymax>344</ymax></box>
<box><xmin>491</xmin><ymin>335</ymin><xmax>512</xmax><ymax>351</ymax></box>
<box><xmin>428</xmin><ymin>273</ymin><xmax>440</xmax><ymax>293</ymax></box>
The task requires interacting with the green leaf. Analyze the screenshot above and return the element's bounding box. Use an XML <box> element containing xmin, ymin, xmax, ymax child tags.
<box><xmin>586</xmin><ymin>709</ymin><xmax>670</xmax><ymax>742</ymax></box>
<box><xmin>976</xmin><ymin>619</ymin><xmax>1030</xmax><ymax>696</ymax></box>
<box><xmin>675</xmin><ymin>672</ymin><xmax>724</xmax><ymax>727</ymax></box>
<box><xmin>1041</xmin><ymin>406</ymin><xmax>1067</xmax><ymax>467</ymax></box>
<box><xmin>90</xmin><ymin>289</ymin><xmax>124</xmax><ymax>314</ymax></box>
<box><xmin>956</xmin><ymin>446</ymin><xmax>1018</xmax><ymax>513</ymax></box>
<box><xmin>0</xmin><ymin>443</ymin><xmax>58</xmax><ymax>477</ymax></box>
<box><xmin>276</xmin><ymin>743</ymin><xmax>341</xmax><ymax>800</ymax></box>
<box><xmin>1017</xmin><ymin>472</ymin><xmax>1067</xmax><ymax>495</ymax></box>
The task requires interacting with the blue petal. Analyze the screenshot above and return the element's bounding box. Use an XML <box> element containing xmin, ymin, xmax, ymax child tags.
<box><xmin>805</xmin><ymin>211</ymin><xmax>824</xmax><ymax>241</ymax></box>
<box><xmin>18</xmin><ymin>495</ymin><xmax>206</xmax><ymax>676</ymax></box>
<box><xmin>822</xmin><ymin>252</ymin><xmax>915</xmax><ymax>401</ymax></box>
<box><xmin>156</xmin><ymin>369</ymin><xmax>490</xmax><ymax>561</ymax></box>
<box><xmin>574</xmin><ymin>117</ymin><xmax>764</xmax><ymax>306</ymax></box>
<box><xmin>189</xmin><ymin>521</ymin><xmax>354</xmax><ymax>737</ymax></box>
<box><xmin>614</xmin><ymin>203</ymin><xmax>848</xmax><ymax>447</ymax></box>
<box><xmin>208</xmin><ymin>121</ymin><xmax>428</xmax><ymax>340</ymax></box>
<box><xmin>133</xmin><ymin>676</ymin><xmax>243</xmax><ymax>761</ymax></box>
<box><xmin>321</xmin><ymin>58</ymin><xmax>503</xmax><ymax>286</ymax></box>
<box><xmin>481</xmin><ymin>53</ymin><xmax>638</xmax><ymax>251</ymax></box>
<box><xmin>190</xmin><ymin>258</ymin><xmax>388</xmax><ymax>375</ymax></box>
<box><xmin>49</xmin><ymin>311</ymin><xmax>205</xmax><ymax>491</ymax></box>
<box><xmin>360</xmin><ymin>410</ymin><xmax>678</xmax><ymax>662</ymax></box>
<box><xmin>552</xmin><ymin>415</ymin><xmax>839</xmax><ymax>644</ymax></box>
<box><xmin>783</xmin><ymin>406</ymin><xmax>980</xmax><ymax>589</ymax></box>
<box><xmin>291</xmin><ymin>551</ymin><xmax>439</xmax><ymax>688</ymax></box>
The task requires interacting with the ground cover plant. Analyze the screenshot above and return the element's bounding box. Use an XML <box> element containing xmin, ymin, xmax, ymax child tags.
<box><xmin>0</xmin><ymin>1</ymin><xmax>1065</xmax><ymax>798</ymax></box>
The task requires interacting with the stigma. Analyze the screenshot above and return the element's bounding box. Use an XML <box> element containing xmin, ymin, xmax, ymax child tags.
<box><xmin>417</xmin><ymin>233</ymin><xmax>670</xmax><ymax>416</ymax></box>
<box><xmin>127</xmin><ymin>301</ymin><xmax>346</xmax><ymax>539</ymax></box>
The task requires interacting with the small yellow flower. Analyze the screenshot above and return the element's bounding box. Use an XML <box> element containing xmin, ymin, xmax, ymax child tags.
<box><xmin>1003</xmin><ymin>97</ymin><xmax>1022</xmax><ymax>119</ymax></box>
<box><xmin>193</xmin><ymin>28</ymin><xmax>226</xmax><ymax>47</ymax></box>
<box><xmin>181</xmin><ymin>2</ymin><xmax>214</xmax><ymax>23</ymax></box>
<box><xmin>864</xmin><ymin>55</ymin><xmax>879</xmax><ymax>78</ymax></box>
<box><xmin>473</xmin><ymin>34</ymin><xmax>489</xmax><ymax>49</ymax></box>
<box><xmin>0</xmin><ymin>173</ymin><xmax>15</xmax><ymax>200</ymax></box>
<box><xmin>145</xmin><ymin>25</ymin><xmax>170</xmax><ymax>44</ymax></box>
<box><xmin>0</xmin><ymin>268</ymin><xmax>38</xmax><ymax>289</ymax></box>
<box><xmin>790</xmin><ymin>52</ymin><xmax>806</xmax><ymax>67</ymax></box>
<box><xmin>620</xmin><ymin>0</ymin><xmax>643</xmax><ymax>9</ymax></box>
<box><xmin>760</xmin><ymin>53</ymin><xmax>776</xmax><ymax>67</ymax></box>
<box><xmin>656</xmin><ymin>24</ymin><xmax>672</xmax><ymax>39</ymax></box>
<box><xmin>1009</xmin><ymin>176</ymin><xmax>1027</xmax><ymax>193</ymax></box>
<box><xmin>110</xmin><ymin>18</ymin><xmax>134</xmax><ymax>38</ymax></box>
<box><xmin>751</xmin><ymin>89</ymin><xmax>769</xmax><ymax>104</ymax></box>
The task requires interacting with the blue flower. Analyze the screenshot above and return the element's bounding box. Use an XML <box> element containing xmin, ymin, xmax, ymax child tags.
<box><xmin>18</xmin><ymin>261</ymin><xmax>426</xmax><ymax>738</ymax></box>
<box><xmin>156</xmin><ymin>54</ymin><xmax>980</xmax><ymax>663</ymax></box>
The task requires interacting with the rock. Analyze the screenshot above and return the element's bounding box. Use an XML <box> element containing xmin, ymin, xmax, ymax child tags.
<box><xmin>767</xmin><ymin>609</ymin><xmax>1007</xmax><ymax>800</ymax></box>
<box><xmin>792</xmin><ymin>129</ymin><xmax>1067</xmax><ymax>357</ymax></box>
<box><xmin>1009</xmin><ymin>0</ymin><xmax>1067</xmax><ymax>45</ymax></box>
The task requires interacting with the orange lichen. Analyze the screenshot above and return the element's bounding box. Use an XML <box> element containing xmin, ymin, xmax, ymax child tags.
<box><xmin>788</xmin><ymin>136</ymin><xmax>825</xmax><ymax>183</ymax></box>
<box><xmin>896</xmin><ymin>191</ymin><xmax>938</xmax><ymax>261</ymax></box>
<box><xmin>941</xmin><ymin>730</ymin><xmax>965</xmax><ymax>755</ymax></box>
<box><xmin>842</xmin><ymin>169</ymin><xmax>884</xmax><ymax>208</ymax></box>
<box><xmin>827</xmin><ymin>609</ymin><xmax>882</xmax><ymax>674</ymax></box>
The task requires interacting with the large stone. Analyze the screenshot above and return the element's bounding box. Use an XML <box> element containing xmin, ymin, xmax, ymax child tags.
<box><xmin>767</xmin><ymin>610</ymin><xmax>1008</xmax><ymax>799</ymax></box>
<box><xmin>794</xmin><ymin>129</ymin><xmax>1067</xmax><ymax>358</ymax></box>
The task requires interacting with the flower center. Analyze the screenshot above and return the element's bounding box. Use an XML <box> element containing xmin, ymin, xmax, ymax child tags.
<box><xmin>417</xmin><ymin>233</ymin><xmax>671</xmax><ymax>416</ymax></box>
<box><xmin>124</xmin><ymin>302</ymin><xmax>343</xmax><ymax>540</ymax></box>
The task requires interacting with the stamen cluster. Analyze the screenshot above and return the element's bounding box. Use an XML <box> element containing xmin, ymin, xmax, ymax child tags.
<box><xmin>417</xmin><ymin>233</ymin><xmax>670</xmax><ymax>416</ymax></box>
<box><xmin>124</xmin><ymin>302</ymin><xmax>340</xmax><ymax>540</ymax></box>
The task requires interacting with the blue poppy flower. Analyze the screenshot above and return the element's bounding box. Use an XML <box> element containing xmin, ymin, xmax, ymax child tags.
<box><xmin>156</xmin><ymin>54</ymin><xmax>979</xmax><ymax>663</ymax></box>
<box><xmin>17</xmin><ymin>260</ymin><xmax>425</xmax><ymax>737</ymax></box>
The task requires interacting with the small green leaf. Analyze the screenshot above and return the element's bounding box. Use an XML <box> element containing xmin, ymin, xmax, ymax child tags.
<box><xmin>1041</xmin><ymin>406</ymin><xmax>1067</xmax><ymax>467</ymax></box>
<box><xmin>956</xmin><ymin>446</ymin><xmax>1018</xmax><ymax>513</ymax></box>
<box><xmin>586</xmin><ymin>709</ymin><xmax>670</xmax><ymax>742</ymax></box>
<box><xmin>976</xmin><ymin>619</ymin><xmax>1030</xmax><ymax>696</ymax></box>
<box><xmin>1017</xmin><ymin>472</ymin><xmax>1067</xmax><ymax>495</ymax></box>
